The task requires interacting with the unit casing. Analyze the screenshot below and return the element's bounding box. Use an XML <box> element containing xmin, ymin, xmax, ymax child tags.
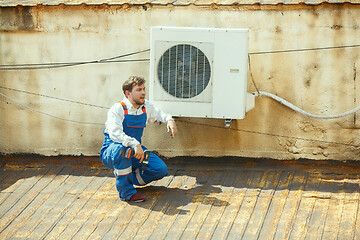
<box><xmin>149</xmin><ymin>26</ymin><xmax>254</xmax><ymax>119</ymax></box>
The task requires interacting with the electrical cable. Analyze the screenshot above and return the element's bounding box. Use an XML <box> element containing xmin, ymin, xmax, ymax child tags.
<box><xmin>0</xmin><ymin>92</ymin><xmax>104</xmax><ymax>125</ymax></box>
<box><xmin>1</xmin><ymin>45</ymin><xmax>360</xmax><ymax>147</ymax></box>
<box><xmin>0</xmin><ymin>59</ymin><xmax>150</xmax><ymax>70</ymax></box>
<box><xmin>246</xmin><ymin>48</ymin><xmax>360</xmax><ymax>119</ymax></box>
<box><xmin>1</xmin><ymin>91</ymin><xmax>358</xmax><ymax>147</ymax></box>
<box><xmin>0</xmin><ymin>86</ymin><xmax>109</xmax><ymax>109</ymax></box>
<box><xmin>0</xmin><ymin>49</ymin><xmax>150</xmax><ymax>67</ymax></box>
<box><xmin>176</xmin><ymin>119</ymin><xmax>360</xmax><ymax>148</ymax></box>
<box><xmin>1</xmin><ymin>44</ymin><xmax>359</xmax><ymax>70</ymax></box>
<box><xmin>98</xmin><ymin>49</ymin><xmax>150</xmax><ymax>62</ymax></box>
<box><xmin>255</xmin><ymin>91</ymin><xmax>360</xmax><ymax>119</ymax></box>
<box><xmin>103</xmin><ymin>59</ymin><xmax>150</xmax><ymax>63</ymax></box>
<box><xmin>248</xmin><ymin>55</ymin><xmax>260</xmax><ymax>95</ymax></box>
<box><xmin>249</xmin><ymin>44</ymin><xmax>360</xmax><ymax>55</ymax></box>
<box><xmin>0</xmin><ymin>48</ymin><xmax>150</xmax><ymax>70</ymax></box>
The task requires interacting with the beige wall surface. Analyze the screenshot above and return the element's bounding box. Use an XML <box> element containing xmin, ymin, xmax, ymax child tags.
<box><xmin>0</xmin><ymin>4</ymin><xmax>360</xmax><ymax>160</ymax></box>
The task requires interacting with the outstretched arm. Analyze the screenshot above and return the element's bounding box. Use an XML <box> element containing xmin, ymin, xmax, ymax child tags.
<box><xmin>146</xmin><ymin>100</ymin><xmax>178</xmax><ymax>138</ymax></box>
<box><xmin>167</xmin><ymin>119</ymin><xmax>178</xmax><ymax>138</ymax></box>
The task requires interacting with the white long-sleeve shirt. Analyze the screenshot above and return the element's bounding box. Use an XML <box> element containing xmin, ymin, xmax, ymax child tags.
<box><xmin>104</xmin><ymin>97</ymin><xmax>173</xmax><ymax>148</ymax></box>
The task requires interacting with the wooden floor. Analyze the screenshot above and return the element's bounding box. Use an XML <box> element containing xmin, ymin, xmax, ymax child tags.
<box><xmin>0</xmin><ymin>156</ymin><xmax>359</xmax><ymax>240</ymax></box>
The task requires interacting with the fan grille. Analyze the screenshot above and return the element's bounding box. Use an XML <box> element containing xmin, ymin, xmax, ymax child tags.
<box><xmin>157</xmin><ymin>44</ymin><xmax>211</xmax><ymax>99</ymax></box>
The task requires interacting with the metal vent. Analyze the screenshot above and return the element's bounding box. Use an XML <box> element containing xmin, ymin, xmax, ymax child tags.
<box><xmin>157</xmin><ymin>44</ymin><xmax>211</xmax><ymax>99</ymax></box>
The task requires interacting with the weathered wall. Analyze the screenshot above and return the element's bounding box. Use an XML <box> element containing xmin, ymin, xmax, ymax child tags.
<box><xmin>0</xmin><ymin>4</ymin><xmax>359</xmax><ymax>160</ymax></box>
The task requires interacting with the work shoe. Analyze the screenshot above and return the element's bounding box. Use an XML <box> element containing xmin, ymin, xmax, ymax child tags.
<box><xmin>129</xmin><ymin>192</ymin><xmax>145</xmax><ymax>202</ymax></box>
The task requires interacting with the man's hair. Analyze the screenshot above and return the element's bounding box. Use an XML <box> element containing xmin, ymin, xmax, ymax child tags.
<box><xmin>122</xmin><ymin>76</ymin><xmax>146</xmax><ymax>96</ymax></box>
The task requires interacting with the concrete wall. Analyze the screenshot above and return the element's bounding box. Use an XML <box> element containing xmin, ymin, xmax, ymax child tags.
<box><xmin>1</xmin><ymin>4</ymin><xmax>360</xmax><ymax>160</ymax></box>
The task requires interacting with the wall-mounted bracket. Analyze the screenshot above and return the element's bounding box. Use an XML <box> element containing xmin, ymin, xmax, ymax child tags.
<box><xmin>225</xmin><ymin>119</ymin><xmax>232</xmax><ymax>128</ymax></box>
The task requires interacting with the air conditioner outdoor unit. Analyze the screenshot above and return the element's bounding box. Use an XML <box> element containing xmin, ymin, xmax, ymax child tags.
<box><xmin>149</xmin><ymin>26</ymin><xmax>255</xmax><ymax>120</ymax></box>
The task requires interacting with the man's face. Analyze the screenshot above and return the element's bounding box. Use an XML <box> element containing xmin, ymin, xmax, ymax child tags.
<box><xmin>127</xmin><ymin>84</ymin><xmax>146</xmax><ymax>107</ymax></box>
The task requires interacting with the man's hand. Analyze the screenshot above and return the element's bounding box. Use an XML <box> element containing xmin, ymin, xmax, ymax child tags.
<box><xmin>134</xmin><ymin>144</ymin><xmax>144</xmax><ymax>162</ymax></box>
<box><xmin>167</xmin><ymin>119</ymin><xmax>178</xmax><ymax>138</ymax></box>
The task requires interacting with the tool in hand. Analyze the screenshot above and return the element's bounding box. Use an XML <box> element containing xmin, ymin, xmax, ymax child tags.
<box><xmin>121</xmin><ymin>148</ymin><xmax>150</xmax><ymax>172</ymax></box>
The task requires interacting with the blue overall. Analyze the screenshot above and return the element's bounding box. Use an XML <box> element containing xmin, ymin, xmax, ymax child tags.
<box><xmin>100</xmin><ymin>102</ymin><xmax>168</xmax><ymax>201</ymax></box>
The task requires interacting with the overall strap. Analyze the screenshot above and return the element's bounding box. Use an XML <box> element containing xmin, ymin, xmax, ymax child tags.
<box><xmin>119</xmin><ymin>101</ymin><xmax>146</xmax><ymax>115</ymax></box>
<box><xmin>119</xmin><ymin>101</ymin><xmax>128</xmax><ymax>115</ymax></box>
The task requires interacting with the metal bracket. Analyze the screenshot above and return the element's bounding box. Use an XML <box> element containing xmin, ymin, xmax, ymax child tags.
<box><xmin>225</xmin><ymin>119</ymin><xmax>232</xmax><ymax>128</ymax></box>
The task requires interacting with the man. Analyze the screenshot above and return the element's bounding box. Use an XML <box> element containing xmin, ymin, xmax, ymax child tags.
<box><xmin>100</xmin><ymin>76</ymin><xmax>177</xmax><ymax>202</ymax></box>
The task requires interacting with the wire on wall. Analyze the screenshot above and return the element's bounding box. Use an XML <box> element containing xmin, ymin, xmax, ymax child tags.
<box><xmin>0</xmin><ymin>92</ymin><xmax>105</xmax><ymax>125</ymax></box>
<box><xmin>0</xmin><ymin>86</ymin><xmax>109</xmax><ymax>109</ymax></box>
<box><xmin>1</xmin><ymin>44</ymin><xmax>359</xmax><ymax>70</ymax></box>
<box><xmin>0</xmin><ymin>49</ymin><xmax>150</xmax><ymax>70</ymax></box>
<box><xmin>176</xmin><ymin>119</ymin><xmax>360</xmax><ymax>148</ymax></box>
<box><xmin>255</xmin><ymin>91</ymin><xmax>360</xmax><ymax>119</ymax></box>
<box><xmin>248</xmin><ymin>44</ymin><xmax>360</xmax><ymax>55</ymax></box>
<box><xmin>247</xmin><ymin>53</ymin><xmax>360</xmax><ymax>119</ymax></box>
<box><xmin>2</xmin><ymin>90</ymin><xmax>358</xmax><ymax>148</ymax></box>
<box><xmin>1</xmin><ymin>44</ymin><xmax>360</xmax><ymax>147</ymax></box>
<box><xmin>1</xmin><ymin>88</ymin><xmax>359</xmax><ymax>148</ymax></box>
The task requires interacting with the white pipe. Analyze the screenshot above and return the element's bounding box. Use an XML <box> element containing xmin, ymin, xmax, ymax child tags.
<box><xmin>255</xmin><ymin>91</ymin><xmax>360</xmax><ymax>119</ymax></box>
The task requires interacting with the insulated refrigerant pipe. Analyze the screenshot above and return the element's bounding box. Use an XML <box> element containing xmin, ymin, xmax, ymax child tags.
<box><xmin>255</xmin><ymin>91</ymin><xmax>360</xmax><ymax>119</ymax></box>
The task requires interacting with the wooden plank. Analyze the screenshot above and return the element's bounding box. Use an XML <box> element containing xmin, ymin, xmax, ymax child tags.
<box><xmin>304</xmin><ymin>174</ymin><xmax>336</xmax><ymax>240</ymax></box>
<box><xmin>336</xmin><ymin>173</ymin><xmax>360</xmax><ymax>240</ymax></box>
<box><xmin>194</xmin><ymin>171</ymin><xmax>238</xmax><ymax>239</ymax></box>
<box><xmin>29</xmin><ymin>167</ymin><xmax>101</xmax><ymax>239</ymax></box>
<box><xmin>178</xmin><ymin>171</ymin><xmax>225</xmax><ymax>239</ymax></box>
<box><xmin>2</xmin><ymin>166</ymin><xmax>71</xmax><ymax>239</ymax></box>
<box><xmin>120</xmin><ymin>172</ymin><xmax>187</xmax><ymax>239</ymax></box>
<box><xmin>0</xmin><ymin>156</ymin><xmax>359</xmax><ymax>240</ymax></box>
<box><xmin>100</xmin><ymin>170</ymin><xmax>176</xmax><ymax>239</ymax></box>
<box><xmin>210</xmin><ymin>170</ymin><xmax>252</xmax><ymax>239</ymax></box>
<box><xmin>256</xmin><ymin>171</ymin><xmax>294</xmax><ymax>239</ymax></box>
<box><xmin>225</xmin><ymin>170</ymin><xmax>266</xmax><ymax>239</ymax></box>
<box><xmin>0</xmin><ymin>166</ymin><xmax>61</xmax><ymax>238</ymax></box>
<box><xmin>241</xmin><ymin>170</ymin><xmax>281</xmax><ymax>239</ymax></box>
<box><xmin>353</xmin><ymin>172</ymin><xmax>360</xmax><ymax>240</ymax></box>
<box><xmin>145</xmin><ymin>173</ymin><xmax>198</xmax><ymax>240</ymax></box>
<box><xmin>24</xmin><ymin>166</ymin><xmax>93</xmax><ymax>239</ymax></box>
<box><xmin>68</xmin><ymin>176</ymin><xmax>116</xmax><ymax>240</ymax></box>
<box><xmin>41</xmin><ymin>168</ymin><xmax>107</xmax><ymax>239</ymax></box>
<box><xmin>272</xmin><ymin>172</ymin><xmax>308</xmax><ymax>240</ymax></box>
<box><xmin>287</xmin><ymin>171</ymin><xmax>322</xmax><ymax>239</ymax></box>
<box><xmin>0</xmin><ymin>167</ymin><xmax>37</xmax><ymax>205</ymax></box>
<box><xmin>0</xmin><ymin>166</ymin><xmax>50</xmax><ymax>217</ymax></box>
<box><xmin>321</xmin><ymin>174</ymin><xmax>346</xmax><ymax>240</ymax></box>
<box><xmin>161</xmin><ymin>170</ymin><xmax>212</xmax><ymax>239</ymax></box>
<box><xmin>0</xmin><ymin>166</ymin><xmax>31</xmax><ymax>197</ymax></box>
<box><xmin>83</xmin><ymin>192</ymin><xmax>124</xmax><ymax>240</ymax></box>
<box><xmin>86</xmin><ymin>176</ymin><xmax>165</xmax><ymax>240</ymax></box>
<box><xmin>52</xmin><ymin>169</ymin><xmax>112</xmax><ymax>239</ymax></box>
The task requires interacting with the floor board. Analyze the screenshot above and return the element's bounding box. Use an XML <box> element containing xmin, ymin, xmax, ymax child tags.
<box><xmin>0</xmin><ymin>156</ymin><xmax>359</xmax><ymax>240</ymax></box>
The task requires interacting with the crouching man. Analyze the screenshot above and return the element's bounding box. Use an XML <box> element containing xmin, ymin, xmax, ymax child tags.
<box><xmin>100</xmin><ymin>76</ymin><xmax>177</xmax><ymax>202</ymax></box>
